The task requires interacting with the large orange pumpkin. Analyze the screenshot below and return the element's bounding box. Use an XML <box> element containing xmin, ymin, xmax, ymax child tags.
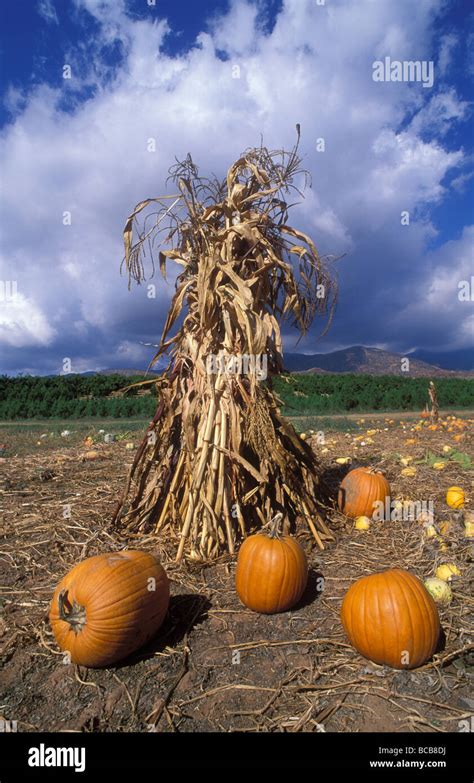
<box><xmin>236</xmin><ymin>513</ymin><xmax>307</xmax><ymax>614</ymax></box>
<box><xmin>49</xmin><ymin>550</ymin><xmax>169</xmax><ymax>667</ymax></box>
<box><xmin>341</xmin><ymin>568</ymin><xmax>440</xmax><ymax>669</ymax></box>
<box><xmin>338</xmin><ymin>466</ymin><xmax>390</xmax><ymax>519</ymax></box>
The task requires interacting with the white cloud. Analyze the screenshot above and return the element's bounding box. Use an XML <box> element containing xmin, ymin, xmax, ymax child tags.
<box><xmin>438</xmin><ymin>32</ymin><xmax>458</xmax><ymax>76</ymax></box>
<box><xmin>409</xmin><ymin>89</ymin><xmax>469</xmax><ymax>137</ymax></box>
<box><xmin>75</xmin><ymin>0</ymin><xmax>126</xmax><ymax>18</ymax></box>
<box><xmin>37</xmin><ymin>0</ymin><xmax>58</xmax><ymax>25</ymax></box>
<box><xmin>368</xmin><ymin>128</ymin><xmax>462</xmax><ymax>208</ymax></box>
<box><xmin>451</xmin><ymin>169</ymin><xmax>474</xmax><ymax>191</ymax></box>
<box><xmin>210</xmin><ymin>0</ymin><xmax>261</xmax><ymax>56</ymax></box>
<box><xmin>386</xmin><ymin>225</ymin><xmax>474</xmax><ymax>351</ymax></box>
<box><xmin>0</xmin><ymin>292</ymin><xmax>56</xmax><ymax>347</ymax></box>
<box><xmin>426</xmin><ymin>227</ymin><xmax>474</xmax><ymax>307</ymax></box>
<box><xmin>0</xmin><ymin>0</ymin><xmax>471</xmax><ymax>370</ymax></box>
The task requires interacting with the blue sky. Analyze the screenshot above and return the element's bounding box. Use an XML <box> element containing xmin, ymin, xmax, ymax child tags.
<box><xmin>0</xmin><ymin>0</ymin><xmax>473</xmax><ymax>375</ymax></box>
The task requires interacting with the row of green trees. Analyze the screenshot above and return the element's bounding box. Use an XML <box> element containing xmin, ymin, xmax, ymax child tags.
<box><xmin>0</xmin><ymin>373</ymin><xmax>153</xmax><ymax>402</ymax></box>
<box><xmin>0</xmin><ymin>395</ymin><xmax>157</xmax><ymax>420</ymax></box>
<box><xmin>272</xmin><ymin>373</ymin><xmax>474</xmax><ymax>414</ymax></box>
<box><xmin>0</xmin><ymin>374</ymin><xmax>156</xmax><ymax>419</ymax></box>
<box><xmin>0</xmin><ymin>373</ymin><xmax>472</xmax><ymax>419</ymax></box>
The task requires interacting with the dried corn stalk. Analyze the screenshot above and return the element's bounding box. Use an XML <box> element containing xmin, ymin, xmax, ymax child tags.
<box><xmin>428</xmin><ymin>381</ymin><xmax>439</xmax><ymax>422</ymax></box>
<box><xmin>113</xmin><ymin>134</ymin><xmax>337</xmax><ymax>560</ymax></box>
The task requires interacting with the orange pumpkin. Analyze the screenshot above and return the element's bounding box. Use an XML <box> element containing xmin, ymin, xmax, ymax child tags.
<box><xmin>338</xmin><ymin>467</ymin><xmax>391</xmax><ymax>519</ymax></box>
<box><xmin>341</xmin><ymin>568</ymin><xmax>440</xmax><ymax>669</ymax></box>
<box><xmin>49</xmin><ymin>550</ymin><xmax>169</xmax><ymax>667</ymax></box>
<box><xmin>236</xmin><ymin>513</ymin><xmax>307</xmax><ymax>613</ymax></box>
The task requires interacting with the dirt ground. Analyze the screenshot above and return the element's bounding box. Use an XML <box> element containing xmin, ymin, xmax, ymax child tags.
<box><xmin>1</xmin><ymin>412</ymin><xmax>473</xmax><ymax>733</ymax></box>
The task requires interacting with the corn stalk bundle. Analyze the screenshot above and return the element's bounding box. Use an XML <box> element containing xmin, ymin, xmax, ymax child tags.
<box><xmin>113</xmin><ymin>135</ymin><xmax>337</xmax><ymax>560</ymax></box>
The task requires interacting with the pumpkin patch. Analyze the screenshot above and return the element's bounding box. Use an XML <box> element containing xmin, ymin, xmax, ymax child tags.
<box><xmin>3</xmin><ymin>401</ymin><xmax>472</xmax><ymax>736</ymax></box>
<box><xmin>0</xmin><ymin>124</ymin><xmax>472</xmax><ymax>741</ymax></box>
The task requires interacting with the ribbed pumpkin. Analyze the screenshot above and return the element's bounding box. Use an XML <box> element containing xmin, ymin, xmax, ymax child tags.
<box><xmin>341</xmin><ymin>569</ymin><xmax>440</xmax><ymax>669</ymax></box>
<box><xmin>236</xmin><ymin>513</ymin><xmax>307</xmax><ymax>614</ymax></box>
<box><xmin>49</xmin><ymin>550</ymin><xmax>169</xmax><ymax>667</ymax></box>
<box><xmin>338</xmin><ymin>466</ymin><xmax>390</xmax><ymax>519</ymax></box>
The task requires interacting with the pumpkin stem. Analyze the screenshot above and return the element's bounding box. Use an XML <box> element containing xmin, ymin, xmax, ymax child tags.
<box><xmin>58</xmin><ymin>589</ymin><xmax>87</xmax><ymax>633</ymax></box>
<box><xmin>268</xmin><ymin>512</ymin><xmax>284</xmax><ymax>539</ymax></box>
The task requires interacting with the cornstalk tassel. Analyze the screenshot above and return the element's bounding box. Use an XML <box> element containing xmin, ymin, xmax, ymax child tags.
<box><xmin>112</xmin><ymin>133</ymin><xmax>337</xmax><ymax>561</ymax></box>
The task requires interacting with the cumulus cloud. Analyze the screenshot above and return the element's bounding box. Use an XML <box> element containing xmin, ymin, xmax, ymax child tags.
<box><xmin>1</xmin><ymin>0</ymin><xmax>472</xmax><ymax>373</ymax></box>
<box><xmin>0</xmin><ymin>291</ymin><xmax>57</xmax><ymax>348</ymax></box>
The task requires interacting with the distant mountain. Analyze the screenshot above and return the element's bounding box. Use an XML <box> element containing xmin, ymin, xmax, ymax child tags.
<box><xmin>283</xmin><ymin>346</ymin><xmax>474</xmax><ymax>377</ymax></box>
<box><xmin>49</xmin><ymin>351</ymin><xmax>472</xmax><ymax>379</ymax></box>
<box><xmin>408</xmin><ymin>348</ymin><xmax>474</xmax><ymax>372</ymax></box>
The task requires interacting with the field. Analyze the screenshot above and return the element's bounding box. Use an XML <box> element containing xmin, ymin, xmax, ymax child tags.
<box><xmin>1</xmin><ymin>413</ymin><xmax>473</xmax><ymax>733</ymax></box>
